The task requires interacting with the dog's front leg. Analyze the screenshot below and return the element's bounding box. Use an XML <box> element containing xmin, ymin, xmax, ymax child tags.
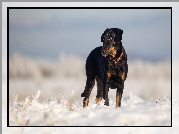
<box><xmin>116</xmin><ymin>87</ymin><xmax>123</xmax><ymax>107</ymax></box>
<box><xmin>104</xmin><ymin>85</ymin><xmax>109</xmax><ymax>106</ymax></box>
<box><xmin>103</xmin><ymin>73</ymin><xmax>110</xmax><ymax>106</ymax></box>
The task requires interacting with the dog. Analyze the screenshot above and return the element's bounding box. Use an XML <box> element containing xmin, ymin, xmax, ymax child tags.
<box><xmin>81</xmin><ymin>28</ymin><xmax>128</xmax><ymax>108</ymax></box>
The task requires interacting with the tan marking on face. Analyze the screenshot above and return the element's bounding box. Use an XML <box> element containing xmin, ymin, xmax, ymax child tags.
<box><xmin>104</xmin><ymin>46</ymin><xmax>114</xmax><ymax>54</ymax></box>
<box><xmin>108</xmin><ymin>46</ymin><xmax>117</xmax><ymax>58</ymax></box>
<box><xmin>108</xmin><ymin>46</ymin><xmax>115</xmax><ymax>52</ymax></box>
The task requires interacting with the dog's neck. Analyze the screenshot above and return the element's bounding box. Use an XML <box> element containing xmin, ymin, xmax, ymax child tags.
<box><xmin>107</xmin><ymin>43</ymin><xmax>124</xmax><ymax>63</ymax></box>
<box><xmin>108</xmin><ymin>51</ymin><xmax>124</xmax><ymax>63</ymax></box>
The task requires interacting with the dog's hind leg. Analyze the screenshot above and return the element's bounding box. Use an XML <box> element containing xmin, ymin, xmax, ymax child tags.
<box><xmin>82</xmin><ymin>78</ymin><xmax>95</xmax><ymax>108</ymax></box>
<box><xmin>95</xmin><ymin>76</ymin><xmax>103</xmax><ymax>104</ymax></box>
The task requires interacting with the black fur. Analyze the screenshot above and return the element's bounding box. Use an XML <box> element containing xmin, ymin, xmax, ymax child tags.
<box><xmin>81</xmin><ymin>28</ymin><xmax>128</xmax><ymax>107</ymax></box>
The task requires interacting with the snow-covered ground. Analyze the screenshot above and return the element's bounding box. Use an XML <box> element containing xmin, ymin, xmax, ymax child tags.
<box><xmin>2</xmin><ymin>54</ymin><xmax>178</xmax><ymax>134</ymax></box>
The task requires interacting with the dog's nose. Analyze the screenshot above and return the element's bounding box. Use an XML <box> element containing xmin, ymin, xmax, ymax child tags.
<box><xmin>108</xmin><ymin>37</ymin><xmax>112</xmax><ymax>41</ymax></box>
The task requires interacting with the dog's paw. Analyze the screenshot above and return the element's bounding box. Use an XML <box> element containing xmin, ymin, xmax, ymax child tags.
<box><xmin>104</xmin><ymin>99</ymin><xmax>109</xmax><ymax>106</ymax></box>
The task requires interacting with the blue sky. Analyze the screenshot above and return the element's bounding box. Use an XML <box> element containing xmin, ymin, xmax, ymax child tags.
<box><xmin>9</xmin><ymin>8</ymin><xmax>171</xmax><ymax>61</ymax></box>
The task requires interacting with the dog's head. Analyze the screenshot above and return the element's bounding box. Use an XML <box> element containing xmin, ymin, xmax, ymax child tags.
<box><xmin>101</xmin><ymin>28</ymin><xmax>123</xmax><ymax>57</ymax></box>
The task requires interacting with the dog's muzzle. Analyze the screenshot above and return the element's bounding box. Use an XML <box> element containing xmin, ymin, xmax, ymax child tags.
<box><xmin>101</xmin><ymin>45</ymin><xmax>114</xmax><ymax>57</ymax></box>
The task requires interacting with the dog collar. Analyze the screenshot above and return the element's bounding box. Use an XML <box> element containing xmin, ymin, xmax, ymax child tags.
<box><xmin>109</xmin><ymin>52</ymin><xmax>124</xmax><ymax>63</ymax></box>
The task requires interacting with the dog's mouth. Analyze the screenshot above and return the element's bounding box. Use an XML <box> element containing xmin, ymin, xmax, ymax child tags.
<box><xmin>101</xmin><ymin>46</ymin><xmax>116</xmax><ymax>58</ymax></box>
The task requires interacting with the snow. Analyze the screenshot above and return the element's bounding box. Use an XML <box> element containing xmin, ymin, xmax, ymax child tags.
<box><xmin>2</xmin><ymin>55</ymin><xmax>178</xmax><ymax>134</ymax></box>
<box><xmin>7</xmin><ymin>90</ymin><xmax>171</xmax><ymax>126</ymax></box>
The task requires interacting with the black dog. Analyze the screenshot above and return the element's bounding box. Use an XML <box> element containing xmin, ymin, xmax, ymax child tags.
<box><xmin>81</xmin><ymin>28</ymin><xmax>128</xmax><ymax>108</ymax></box>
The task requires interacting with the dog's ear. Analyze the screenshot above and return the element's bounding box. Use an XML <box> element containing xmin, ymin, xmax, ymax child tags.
<box><xmin>101</xmin><ymin>34</ymin><xmax>104</xmax><ymax>42</ymax></box>
<box><xmin>101</xmin><ymin>28</ymin><xmax>109</xmax><ymax>42</ymax></box>
<box><xmin>114</xmin><ymin>28</ymin><xmax>123</xmax><ymax>43</ymax></box>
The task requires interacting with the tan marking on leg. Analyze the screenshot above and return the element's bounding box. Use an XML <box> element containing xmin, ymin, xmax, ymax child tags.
<box><xmin>116</xmin><ymin>89</ymin><xmax>122</xmax><ymax>108</ymax></box>
<box><xmin>116</xmin><ymin>92</ymin><xmax>120</xmax><ymax>108</ymax></box>
<box><xmin>96</xmin><ymin>97</ymin><xmax>102</xmax><ymax>104</ymax></box>
<box><xmin>120</xmin><ymin>73</ymin><xmax>125</xmax><ymax>81</ymax></box>
<box><xmin>83</xmin><ymin>97</ymin><xmax>89</xmax><ymax>108</ymax></box>
<box><xmin>83</xmin><ymin>79</ymin><xmax>95</xmax><ymax>108</ymax></box>
<box><xmin>88</xmin><ymin>79</ymin><xmax>95</xmax><ymax>95</ymax></box>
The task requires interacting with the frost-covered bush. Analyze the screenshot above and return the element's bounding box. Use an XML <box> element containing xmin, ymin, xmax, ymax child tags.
<box><xmin>9</xmin><ymin>53</ymin><xmax>171</xmax><ymax>80</ymax></box>
<box><xmin>10</xmin><ymin>90</ymin><xmax>77</xmax><ymax>126</ymax></box>
<box><xmin>9</xmin><ymin>53</ymin><xmax>85</xmax><ymax>79</ymax></box>
<box><xmin>128</xmin><ymin>59</ymin><xmax>171</xmax><ymax>80</ymax></box>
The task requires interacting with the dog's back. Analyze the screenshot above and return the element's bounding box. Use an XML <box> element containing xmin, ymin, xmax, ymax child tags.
<box><xmin>85</xmin><ymin>46</ymin><xmax>107</xmax><ymax>81</ymax></box>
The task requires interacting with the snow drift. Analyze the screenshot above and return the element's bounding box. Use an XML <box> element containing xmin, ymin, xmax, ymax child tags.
<box><xmin>8</xmin><ymin>90</ymin><xmax>171</xmax><ymax>126</ymax></box>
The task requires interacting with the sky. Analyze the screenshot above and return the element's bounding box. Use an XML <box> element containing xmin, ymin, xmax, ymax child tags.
<box><xmin>8</xmin><ymin>7</ymin><xmax>171</xmax><ymax>61</ymax></box>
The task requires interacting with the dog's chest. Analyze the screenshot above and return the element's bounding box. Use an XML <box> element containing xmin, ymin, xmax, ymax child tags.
<box><xmin>106</xmin><ymin>61</ymin><xmax>124</xmax><ymax>89</ymax></box>
<box><xmin>107</xmin><ymin>61</ymin><xmax>123</xmax><ymax>75</ymax></box>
